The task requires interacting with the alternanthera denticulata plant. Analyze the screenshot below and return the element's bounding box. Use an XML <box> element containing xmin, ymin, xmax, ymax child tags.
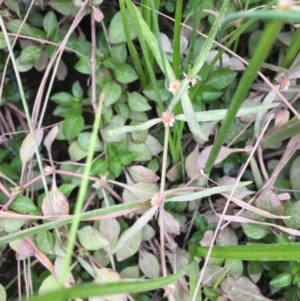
<box><xmin>2</xmin><ymin>0</ymin><xmax>300</xmax><ymax>300</ymax></box>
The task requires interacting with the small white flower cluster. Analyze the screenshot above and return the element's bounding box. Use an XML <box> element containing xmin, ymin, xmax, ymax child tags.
<box><xmin>161</xmin><ymin>110</ymin><xmax>175</xmax><ymax>127</ymax></box>
<box><xmin>167</xmin><ymin>74</ymin><xmax>198</xmax><ymax>95</ymax></box>
<box><xmin>275</xmin><ymin>73</ymin><xmax>290</xmax><ymax>90</ymax></box>
<box><xmin>150</xmin><ymin>193</ymin><xmax>165</xmax><ymax>207</ymax></box>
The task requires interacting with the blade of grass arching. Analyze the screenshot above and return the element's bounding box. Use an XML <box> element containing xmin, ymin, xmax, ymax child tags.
<box><xmin>120</xmin><ymin>0</ymin><xmax>147</xmax><ymax>88</ymax></box>
<box><xmin>189</xmin><ymin>245</ymin><xmax>202</xmax><ymax>301</ymax></box>
<box><xmin>190</xmin><ymin>1</ymin><xmax>275</xmax><ymax>102</ymax></box>
<box><xmin>0</xmin><ymin>16</ymin><xmax>60</xmax><ymax>237</ymax></box>
<box><xmin>281</xmin><ymin>28</ymin><xmax>300</xmax><ymax>69</ymax></box>
<box><xmin>60</xmin><ymin>93</ymin><xmax>104</xmax><ymax>284</ymax></box>
<box><xmin>169</xmin><ymin>0</ymin><xmax>230</xmax><ymax>110</ymax></box>
<box><xmin>124</xmin><ymin>0</ymin><xmax>164</xmax><ymax>113</ymax></box>
<box><xmin>173</xmin><ymin>0</ymin><xmax>183</xmax><ymax>78</ymax></box>
<box><xmin>262</xmin><ymin>119</ymin><xmax>300</xmax><ymax>149</ymax></box>
<box><xmin>141</xmin><ymin>0</ymin><xmax>153</xmax><ymax>83</ymax></box>
<box><xmin>183</xmin><ymin>0</ymin><xmax>204</xmax><ymax>73</ymax></box>
<box><xmin>125</xmin><ymin>0</ymin><xmax>175</xmax><ymax>80</ymax></box>
<box><xmin>107</xmin><ymin>103</ymin><xmax>277</xmax><ymax>135</ymax></box>
<box><xmin>194</xmin><ymin>243</ymin><xmax>300</xmax><ymax>261</ymax></box>
<box><xmin>189</xmin><ymin>260</ymin><xmax>202</xmax><ymax>301</ymax></box>
<box><xmin>108</xmin><ymin>205</ymin><xmax>158</xmax><ymax>255</ymax></box>
<box><xmin>26</xmin><ymin>267</ymin><xmax>188</xmax><ymax>301</ymax></box>
<box><xmin>149</xmin><ymin>0</ymin><xmax>169</xmax><ymax>84</ymax></box>
<box><xmin>0</xmin><ymin>201</ymin><xmax>149</xmax><ymax>246</ymax></box>
<box><xmin>204</xmin><ymin>20</ymin><xmax>284</xmax><ymax>175</ymax></box>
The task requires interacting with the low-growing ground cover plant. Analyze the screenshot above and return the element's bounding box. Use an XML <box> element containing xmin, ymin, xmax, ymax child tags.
<box><xmin>1</xmin><ymin>0</ymin><xmax>300</xmax><ymax>300</ymax></box>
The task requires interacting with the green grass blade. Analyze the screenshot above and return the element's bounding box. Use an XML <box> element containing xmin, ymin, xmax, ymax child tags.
<box><xmin>167</xmin><ymin>181</ymin><xmax>252</xmax><ymax>202</ymax></box>
<box><xmin>219</xmin><ymin>10</ymin><xmax>300</xmax><ymax>39</ymax></box>
<box><xmin>175</xmin><ymin>103</ymin><xmax>278</xmax><ymax>122</ymax></box>
<box><xmin>193</xmin><ymin>243</ymin><xmax>300</xmax><ymax>261</ymax></box>
<box><xmin>181</xmin><ymin>93</ymin><xmax>208</xmax><ymax>141</ymax></box>
<box><xmin>173</xmin><ymin>0</ymin><xmax>183</xmax><ymax>78</ymax></box>
<box><xmin>126</xmin><ymin>0</ymin><xmax>175</xmax><ymax>81</ymax></box>
<box><xmin>281</xmin><ymin>28</ymin><xmax>300</xmax><ymax>69</ymax></box>
<box><xmin>108</xmin><ymin>205</ymin><xmax>158</xmax><ymax>255</ymax></box>
<box><xmin>60</xmin><ymin>94</ymin><xmax>103</xmax><ymax>283</ymax></box>
<box><xmin>183</xmin><ymin>0</ymin><xmax>203</xmax><ymax>73</ymax></box>
<box><xmin>204</xmin><ymin>20</ymin><xmax>283</xmax><ymax>174</ymax></box>
<box><xmin>150</xmin><ymin>0</ymin><xmax>169</xmax><ymax>84</ymax></box>
<box><xmin>0</xmin><ymin>201</ymin><xmax>148</xmax><ymax>246</ymax></box>
<box><xmin>125</xmin><ymin>0</ymin><xmax>166</xmax><ymax>112</ymax></box>
<box><xmin>120</xmin><ymin>0</ymin><xmax>147</xmax><ymax>88</ymax></box>
<box><xmin>262</xmin><ymin>119</ymin><xmax>300</xmax><ymax>149</ymax></box>
<box><xmin>25</xmin><ymin>267</ymin><xmax>188</xmax><ymax>301</ymax></box>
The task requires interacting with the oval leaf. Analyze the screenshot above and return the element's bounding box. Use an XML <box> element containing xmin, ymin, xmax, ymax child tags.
<box><xmin>128</xmin><ymin>92</ymin><xmax>151</xmax><ymax>112</ymax></box>
<box><xmin>78</xmin><ymin>226</ymin><xmax>110</xmax><ymax>251</ymax></box>
<box><xmin>139</xmin><ymin>250</ymin><xmax>159</xmax><ymax>278</ymax></box>
<box><xmin>108</xmin><ymin>9</ymin><xmax>137</xmax><ymax>44</ymax></box>
<box><xmin>62</xmin><ymin>115</ymin><xmax>84</xmax><ymax>141</ymax></box>
<box><xmin>114</xmin><ymin>64</ymin><xmax>138</xmax><ymax>84</ymax></box>
<box><xmin>20</xmin><ymin>129</ymin><xmax>44</xmax><ymax>167</ymax></box>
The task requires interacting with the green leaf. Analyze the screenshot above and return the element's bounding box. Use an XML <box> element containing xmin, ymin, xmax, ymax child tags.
<box><xmin>116</xmin><ymin>231</ymin><xmax>142</xmax><ymax>261</ymax></box>
<box><xmin>77</xmin><ymin>132</ymin><xmax>103</xmax><ymax>152</ymax></box>
<box><xmin>109</xmin><ymin>160</ymin><xmax>122</xmax><ymax>178</ymax></box>
<box><xmin>200</xmin><ymin>86</ymin><xmax>223</xmax><ymax>101</ymax></box>
<box><xmin>204</xmin><ymin>68</ymin><xmax>237</xmax><ymax>89</ymax></box>
<box><xmin>4</xmin><ymin>0</ymin><xmax>20</xmax><ymax>18</ymax></box>
<box><xmin>20</xmin><ymin>45</ymin><xmax>42</xmax><ymax>64</ymax></box>
<box><xmin>284</xmin><ymin>201</ymin><xmax>300</xmax><ymax>229</ymax></box>
<box><xmin>62</xmin><ymin>115</ymin><xmax>84</xmax><ymax>141</ymax></box>
<box><xmin>0</xmin><ymin>149</ymin><xmax>9</xmax><ymax>163</ymax></box>
<box><xmin>110</xmin><ymin>206</ymin><xmax>158</xmax><ymax>256</ymax></box>
<box><xmin>67</xmin><ymin>40</ymin><xmax>91</xmax><ymax>57</ymax></box>
<box><xmin>90</xmin><ymin>159</ymin><xmax>108</xmax><ymax>176</ymax></box>
<box><xmin>114</xmin><ymin>64</ymin><xmax>138</xmax><ymax>84</ymax></box>
<box><xmin>36</xmin><ymin>231</ymin><xmax>54</xmax><ymax>254</ymax></box>
<box><xmin>111</xmin><ymin>43</ymin><xmax>127</xmax><ymax>64</ymax></box>
<box><xmin>119</xmin><ymin>151</ymin><xmax>137</xmax><ymax>165</ymax></box>
<box><xmin>270</xmin><ymin>272</ymin><xmax>292</xmax><ymax>288</ymax></box>
<box><xmin>68</xmin><ymin>141</ymin><xmax>88</xmax><ymax>161</ymax></box>
<box><xmin>127</xmin><ymin>142</ymin><xmax>152</xmax><ymax>161</ymax></box>
<box><xmin>78</xmin><ymin>226</ymin><xmax>109</xmax><ymax>251</ymax></box>
<box><xmin>27</xmin><ymin>28</ymin><xmax>46</xmax><ymax>39</ymax></box>
<box><xmin>49</xmin><ymin>0</ymin><xmax>80</xmax><ymax>16</ymax></box>
<box><xmin>43</xmin><ymin>11</ymin><xmax>57</xmax><ymax>38</ymax></box>
<box><xmin>74</xmin><ymin>56</ymin><xmax>91</xmax><ymax>74</ymax></box>
<box><xmin>6</xmin><ymin>19</ymin><xmax>32</xmax><ymax>35</ymax></box>
<box><xmin>103</xmin><ymin>82</ymin><xmax>122</xmax><ymax>107</ymax></box>
<box><xmin>10</xmin><ymin>195</ymin><xmax>37</xmax><ymax>214</ymax></box>
<box><xmin>106</xmin><ymin>143</ymin><xmax>117</xmax><ymax>159</ymax></box>
<box><xmin>128</xmin><ymin>92</ymin><xmax>151</xmax><ymax>112</ymax></box>
<box><xmin>242</xmin><ymin>222</ymin><xmax>270</xmax><ymax>240</ymax></box>
<box><xmin>0</xmin><ymin>284</ymin><xmax>6</xmax><ymax>301</ymax></box>
<box><xmin>16</xmin><ymin>56</ymin><xmax>34</xmax><ymax>72</ymax></box>
<box><xmin>142</xmin><ymin>80</ymin><xmax>170</xmax><ymax>102</ymax></box>
<box><xmin>51</xmin><ymin>92</ymin><xmax>74</xmax><ymax>106</ymax></box>
<box><xmin>0</xmin><ymin>32</ymin><xmax>8</xmax><ymax>49</ymax></box>
<box><xmin>108</xmin><ymin>9</ymin><xmax>137</xmax><ymax>44</ymax></box>
<box><xmin>72</xmin><ymin>81</ymin><xmax>83</xmax><ymax>99</ymax></box>
<box><xmin>139</xmin><ymin>250</ymin><xmax>159</xmax><ymax>278</ymax></box>
<box><xmin>0</xmin><ymin>214</ymin><xmax>25</xmax><ymax>232</ymax></box>
<box><xmin>290</xmin><ymin>155</ymin><xmax>300</xmax><ymax>200</ymax></box>
<box><xmin>58</xmin><ymin>184</ymin><xmax>76</xmax><ymax>198</ymax></box>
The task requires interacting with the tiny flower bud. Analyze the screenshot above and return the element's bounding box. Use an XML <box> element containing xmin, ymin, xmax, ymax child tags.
<box><xmin>92</xmin><ymin>6</ymin><xmax>104</xmax><ymax>22</ymax></box>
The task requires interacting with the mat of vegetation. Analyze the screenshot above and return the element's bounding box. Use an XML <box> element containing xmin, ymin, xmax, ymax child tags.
<box><xmin>1</xmin><ymin>0</ymin><xmax>300</xmax><ymax>300</ymax></box>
